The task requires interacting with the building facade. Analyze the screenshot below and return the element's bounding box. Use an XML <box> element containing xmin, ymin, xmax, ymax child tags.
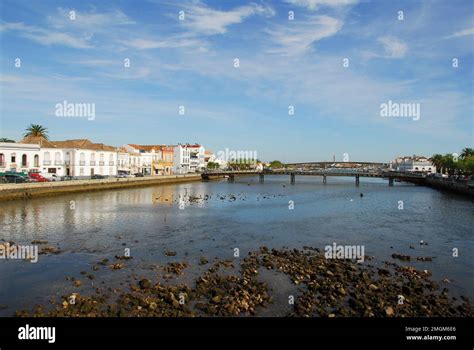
<box><xmin>173</xmin><ymin>145</ymin><xmax>190</xmax><ymax>174</ymax></box>
<box><xmin>0</xmin><ymin>142</ymin><xmax>41</xmax><ymax>173</ymax></box>
<box><xmin>15</xmin><ymin>137</ymin><xmax>118</xmax><ymax>177</ymax></box>
<box><xmin>186</xmin><ymin>144</ymin><xmax>206</xmax><ymax>172</ymax></box>
<box><xmin>392</xmin><ymin>156</ymin><xmax>434</xmax><ymax>173</ymax></box>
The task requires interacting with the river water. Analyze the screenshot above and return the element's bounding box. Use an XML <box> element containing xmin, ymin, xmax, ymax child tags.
<box><xmin>0</xmin><ymin>176</ymin><xmax>473</xmax><ymax>316</ymax></box>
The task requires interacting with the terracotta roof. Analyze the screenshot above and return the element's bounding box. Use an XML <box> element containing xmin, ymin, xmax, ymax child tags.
<box><xmin>20</xmin><ymin>135</ymin><xmax>57</xmax><ymax>148</ymax></box>
<box><xmin>21</xmin><ymin>136</ymin><xmax>116</xmax><ymax>151</ymax></box>
<box><xmin>53</xmin><ymin>139</ymin><xmax>116</xmax><ymax>152</ymax></box>
<box><xmin>127</xmin><ymin>144</ymin><xmax>166</xmax><ymax>152</ymax></box>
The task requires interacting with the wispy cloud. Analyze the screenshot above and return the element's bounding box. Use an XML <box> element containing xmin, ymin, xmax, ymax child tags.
<box><xmin>180</xmin><ymin>1</ymin><xmax>275</xmax><ymax>35</ymax></box>
<box><xmin>0</xmin><ymin>7</ymin><xmax>135</xmax><ymax>49</ymax></box>
<box><xmin>284</xmin><ymin>0</ymin><xmax>359</xmax><ymax>10</ymax></box>
<box><xmin>445</xmin><ymin>27</ymin><xmax>474</xmax><ymax>39</ymax></box>
<box><xmin>48</xmin><ymin>8</ymin><xmax>135</xmax><ymax>29</ymax></box>
<box><xmin>123</xmin><ymin>37</ymin><xmax>204</xmax><ymax>50</ymax></box>
<box><xmin>0</xmin><ymin>22</ymin><xmax>93</xmax><ymax>48</ymax></box>
<box><xmin>266</xmin><ymin>15</ymin><xmax>342</xmax><ymax>55</ymax></box>
<box><xmin>378</xmin><ymin>36</ymin><xmax>408</xmax><ymax>58</ymax></box>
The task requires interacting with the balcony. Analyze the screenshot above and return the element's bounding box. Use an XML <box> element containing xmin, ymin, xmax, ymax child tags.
<box><xmin>65</xmin><ymin>160</ymin><xmax>71</xmax><ymax>165</ymax></box>
<box><xmin>54</xmin><ymin>160</ymin><xmax>63</xmax><ymax>165</ymax></box>
<box><xmin>79</xmin><ymin>161</ymin><xmax>86</xmax><ymax>166</ymax></box>
<box><xmin>109</xmin><ymin>161</ymin><xmax>115</xmax><ymax>166</ymax></box>
<box><xmin>0</xmin><ymin>162</ymin><xmax>6</xmax><ymax>167</ymax></box>
<box><xmin>20</xmin><ymin>162</ymin><xmax>29</xmax><ymax>168</ymax></box>
<box><xmin>99</xmin><ymin>161</ymin><xmax>105</xmax><ymax>166</ymax></box>
<box><xmin>43</xmin><ymin>160</ymin><xmax>51</xmax><ymax>165</ymax></box>
<box><xmin>90</xmin><ymin>161</ymin><xmax>96</xmax><ymax>166</ymax></box>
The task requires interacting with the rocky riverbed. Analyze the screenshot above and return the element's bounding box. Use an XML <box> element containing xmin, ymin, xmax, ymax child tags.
<box><xmin>13</xmin><ymin>247</ymin><xmax>473</xmax><ymax>317</ymax></box>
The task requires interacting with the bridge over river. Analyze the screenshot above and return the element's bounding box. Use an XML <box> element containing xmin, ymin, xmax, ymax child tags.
<box><xmin>201</xmin><ymin>170</ymin><xmax>426</xmax><ymax>186</ymax></box>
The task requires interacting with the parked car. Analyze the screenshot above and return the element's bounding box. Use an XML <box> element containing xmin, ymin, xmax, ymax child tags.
<box><xmin>0</xmin><ymin>176</ymin><xmax>8</xmax><ymax>184</ymax></box>
<box><xmin>134</xmin><ymin>173</ymin><xmax>144</xmax><ymax>177</ymax></box>
<box><xmin>116</xmin><ymin>172</ymin><xmax>135</xmax><ymax>178</ymax></box>
<box><xmin>29</xmin><ymin>173</ymin><xmax>49</xmax><ymax>182</ymax></box>
<box><xmin>43</xmin><ymin>173</ymin><xmax>60</xmax><ymax>181</ymax></box>
<box><xmin>91</xmin><ymin>174</ymin><xmax>107</xmax><ymax>180</ymax></box>
<box><xmin>4</xmin><ymin>174</ymin><xmax>28</xmax><ymax>183</ymax></box>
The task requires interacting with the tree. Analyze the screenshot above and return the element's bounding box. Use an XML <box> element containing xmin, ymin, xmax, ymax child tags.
<box><xmin>269</xmin><ymin>160</ymin><xmax>284</xmax><ymax>169</ymax></box>
<box><xmin>0</xmin><ymin>138</ymin><xmax>15</xmax><ymax>143</ymax></box>
<box><xmin>460</xmin><ymin>148</ymin><xmax>474</xmax><ymax>160</ymax></box>
<box><xmin>429</xmin><ymin>154</ymin><xmax>444</xmax><ymax>173</ymax></box>
<box><xmin>23</xmin><ymin>124</ymin><xmax>49</xmax><ymax>139</ymax></box>
<box><xmin>207</xmin><ymin>162</ymin><xmax>219</xmax><ymax>170</ymax></box>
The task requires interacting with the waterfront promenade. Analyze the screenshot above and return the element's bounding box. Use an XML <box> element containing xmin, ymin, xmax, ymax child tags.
<box><xmin>0</xmin><ymin>174</ymin><xmax>202</xmax><ymax>201</ymax></box>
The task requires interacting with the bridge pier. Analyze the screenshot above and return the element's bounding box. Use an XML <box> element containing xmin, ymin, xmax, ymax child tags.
<box><xmin>228</xmin><ymin>174</ymin><xmax>235</xmax><ymax>183</ymax></box>
<box><xmin>290</xmin><ymin>173</ymin><xmax>295</xmax><ymax>184</ymax></box>
<box><xmin>388</xmin><ymin>178</ymin><xmax>394</xmax><ymax>186</ymax></box>
<box><xmin>355</xmin><ymin>175</ymin><xmax>360</xmax><ymax>186</ymax></box>
<box><xmin>323</xmin><ymin>175</ymin><xmax>327</xmax><ymax>184</ymax></box>
<box><xmin>259</xmin><ymin>173</ymin><xmax>264</xmax><ymax>183</ymax></box>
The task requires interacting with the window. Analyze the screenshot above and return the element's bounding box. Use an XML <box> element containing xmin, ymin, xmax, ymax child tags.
<box><xmin>21</xmin><ymin>154</ymin><xmax>27</xmax><ymax>166</ymax></box>
<box><xmin>34</xmin><ymin>155</ymin><xmax>39</xmax><ymax>167</ymax></box>
<box><xmin>80</xmin><ymin>153</ymin><xmax>85</xmax><ymax>161</ymax></box>
<box><xmin>0</xmin><ymin>153</ymin><xmax>5</xmax><ymax>165</ymax></box>
<box><xmin>55</xmin><ymin>152</ymin><xmax>61</xmax><ymax>161</ymax></box>
<box><xmin>44</xmin><ymin>152</ymin><xmax>50</xmax><ymax>161</ymax></box>
<box><xmin>11</xmin><ymin>154</ymin><xmax>16</xmax><ymax>163</ymax></box>
<box><xmin>80</xmin><ymin>168</ymin><xmax>84</xmax><ymax>176</ymax></box>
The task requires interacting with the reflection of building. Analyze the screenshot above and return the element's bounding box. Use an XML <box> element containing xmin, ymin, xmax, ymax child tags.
<box><xmin>391</xmin><ymin>155</ymin><xmax>434</xmax><ymax>173</ymax></box>
<box><xmin>152</xmin><ymin>186</ymin><xmax>175</xmax><ymax>204</ymax></box>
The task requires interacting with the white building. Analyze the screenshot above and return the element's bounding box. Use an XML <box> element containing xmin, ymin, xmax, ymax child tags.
<box><xmin>392</xmin><ymin>155</ymin><xmax>434</xmax><ymax>173</ymax></box>
<box><xmin>185</xmin><ymin>144</ymin><xmax>206</xmax><ymax>172</ymax></box>
<box><xmin>124</xmin><ymin>144</ymin><xmax>165</xmax><ymax>175</ymax></box>
<box><xmin>173</xmin><ymin>145</ymin><xmax>191</xmax><ymax>174</ymax></box>
<box><xmin>18</xmin><ymin>136</ymin><xmax>118</xmax><ymax>177</ymax></box>
<box><xmin>0</xmin><ymin>142</ymin><xmax>41</xmax><ymax>173</ymax></box>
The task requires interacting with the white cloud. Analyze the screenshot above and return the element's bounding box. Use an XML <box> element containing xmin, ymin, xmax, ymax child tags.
<box><xmin>445</xmin><ymin>27</ymin><xmax>474</xmax><ymax>39</ymax></box>
<box><xmin>378</xmin><ymin>36</ymin><xmax>408</xmax><ymax>58</ymax></box>
<box><xmin>124</xmin><ymin>37</ymin><xmax>204</xmax><ymax>50</ymax></box>
<box><xmin>285</xmin><ymin>0</ymin><xmax>359</xmax><ymax>10</ymax></box>
<box><xmin>49</xmin><ymin>8</ymin><xmax>135</xmax><ymax>29</ymax></box>
<box><xmin>0</xmin><ymin>22</ymin><xmax>93</xmax><ymax>48</ymax></box>
<box><xmin>266</xmin><ymin>15</ymin><xmax>342</xmax><ymax>55</ymax></box>
<box><xmin>181</xmin><ymin>2</ymin><xmax>275</xmax><ymax>35</ymax></box>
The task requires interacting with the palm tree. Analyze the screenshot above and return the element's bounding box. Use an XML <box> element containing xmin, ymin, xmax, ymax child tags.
<box><xmin>429</xmin><ymin>154</ymin><xmax>443</xmax><ymax>173</ymax></box>
<box><xmin>23</xmin><ymin>124</ymin><xmax>49</xmax><ymax>139</ymax></box>
<box><xmin>0</xmin><ymin>138</ymin><xmax>15</xmax><ymax>143</ymax></box>
<box><xmin>460</xmin><ymin>147</ymin><xmax>474</xmax><ymax>160</ymax></box>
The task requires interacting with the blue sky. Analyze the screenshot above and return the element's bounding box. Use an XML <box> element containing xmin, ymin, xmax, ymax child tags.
<box><xmin>0</xmin><ymin>0</ymin><xmax>473</xmax><ymax>162</ymax></box>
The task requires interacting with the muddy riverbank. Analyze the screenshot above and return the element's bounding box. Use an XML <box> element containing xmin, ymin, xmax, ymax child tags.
<box><xmin>12</xmin><ymin>247</ymin><xmax>473</xmax><ymax>317</ymax></box>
